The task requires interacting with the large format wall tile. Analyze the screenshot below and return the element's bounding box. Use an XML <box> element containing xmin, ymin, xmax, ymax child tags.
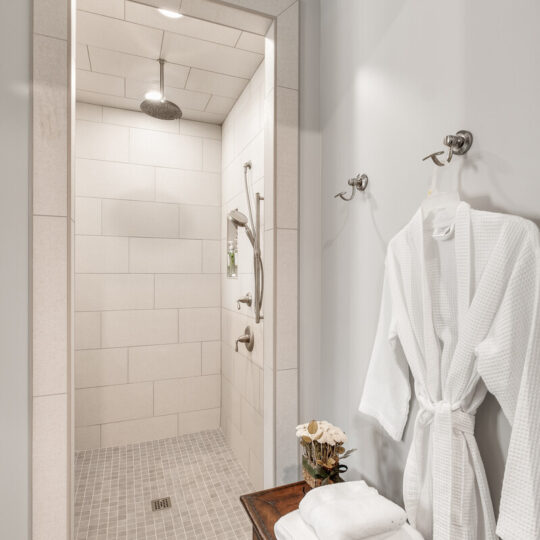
<box><xmin>33</xmin><ymin>394</ymin><xmax>68</xmax><ymax>540</ymax></box>
<box><xmin>129</xmin><ymin>129</ymin><xmax>202</xmax><ymax>169</ymax></box>
<box><xmin>129</xmin><ymin>238</ymin><xmax>202</xmax><ymax>273</ymax></box>
<box><xmin>202</xmin><ymin>341</ymin><xmax>221</xmax><ymax>375</ymax></box>
<box><xmin>75</xmin><ymin>425</ymin><xmax>100</xmax><ymax>451</ymax></box>
<box><xmin>101</xmin><ymin>199</ymin><xmax>179</xmax><ymax>238</ymax></box>
<box><xmin>102</xmin><ymin>106</ymin><xmax>180</xmax><ymax>133</ymax></box>
<box><xmin>178</xmin><ymin>408</ymin><xmax>220</xmax><ymax>435</ymax></box>
<box><xmin>33</xmin><ymin>35</ymin><xmax>68</xmax><ymax>217</ymax></box>
<box><xmin>101</xmin><ymin>309</ymin><xmax>178</xmax><ymax>348</ymax></box>
<box><xmin>75</xmin><ymin>236</ymin><xmax>129</xmax><ymax>273</ymax></box>
<box><xmin>100</xmin><ymin>415</ymin><xmax>178</xmax><ymax>447</ymax></box>
<box><xmin>276</xmin><ymin>229</ymin><xmax>298</xmax><ymax>370</ymax></box>
<box><xmin>276</xmin><ymin>2</ymin><xmax>299</xmax><ymax>90</ymax></box>
<box><xmin>155</xmin><ymin>169</ymin><xmax>220</xmax><ymax>206</ymax></box>
<box><xmin>75</xmin><ymin>197</ymin><xmax>101</xmax><ymax>235</ymax></box>
<box><xmin>75</xmin><ymin>348</ymin><xmax>128</xmax><ymax>388</ymax></box>
<box><xmin>155</xmin><ymin>274</ymin><xmax>220</xmax><ymax>308</ymax></box>
<box><xmin>179</xmin><ymin>307</ymin><xmax>221</xmax><ymax>342</ymax></box>
<box><xmin>76</xmin><ymin>120</ymin><xmax>129</xmax><ymax>162</ymax></box>
<box><xmin>33</xmin><ymin>216</ymin><xmax>67</xmax><ymax>396</ymax></box>
<box><xmin>179</xmin><ymin>205</ymin><xmax>221</xmax><ymax>239</ymax></box>
<box><xmin>74</xmin><ymin>312</ymin><xmax>101</xmax><ymax>350</ymax></box>
<box><xmin>203</xmin><ymin>240</ymin><xmax>221</xmax><ymax>273</ymax></box>
<box><xmin>75</xmin><ymin>274</ymin><xmax>154</xmax><ymax>311</ymax></box>
<box><xmin>75</xmin><ymin>382</ymin><xmax>153</xmax><ymax>426</ymax></box>
<box><xmin>129</xmin><ymin>343</ymin><xmax>201</xmax><ymax>382</ymax></box>
<box><xmin>154</xmin><ymin>374</ymin><xmax>221</xmax><ymax>415</ymax></box>
<box><xmin>76</xmin><ymin>159</ymin><xmax>155</xmax><ymax>201</ymax></box>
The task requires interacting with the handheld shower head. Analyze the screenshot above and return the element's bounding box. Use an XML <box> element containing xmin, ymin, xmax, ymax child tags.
<box><xmin>228</xmin><ymin>210</ymin><xmax>255</xmax><ymax>246</ymax></box>
<box><xmin>228</xmin><ymin>210</ymin><xmax>248</xmax><ymax>227</ymax></box>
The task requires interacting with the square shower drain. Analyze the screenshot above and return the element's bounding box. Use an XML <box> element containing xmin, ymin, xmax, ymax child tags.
<box><xmin>151</xmin><ymin>497</ymin><xmax>172</xmax><ymax>511</ymax></box>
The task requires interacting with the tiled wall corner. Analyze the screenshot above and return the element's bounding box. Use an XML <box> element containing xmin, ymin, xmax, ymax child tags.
<box><xmin>221</xmin><ymin>61</ymin><xmax>266</xmax><ymax>490</ymax></box>
<box><xmin>32</xmin><ymin>0</ymin><xmax>72</xmax><ymax>538</ymax></box>
<box><xmin>276</xmin><ymin>1</ymin><xmax>299</xmax><ymax>90</ymax></box>
<box><xmin>74</xmin><ymin>105</ymin><xmax>223</xmax><ymax>450</ymax></box>
<box><xmin>274</xmin><ymin>1</ymin><xmax>300</xmax><ymax>485</ymax></box>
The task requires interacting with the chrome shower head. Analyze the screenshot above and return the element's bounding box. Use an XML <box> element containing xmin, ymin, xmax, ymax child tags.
<box><xmin>228</xmin><ymin>210</ymin><xmax>254</xmax><ymax>246</ymax></box>
<box><xmin>140</xmin><ymin>59</ymin><xmax>182</xmax><ymax>121</ymax></box>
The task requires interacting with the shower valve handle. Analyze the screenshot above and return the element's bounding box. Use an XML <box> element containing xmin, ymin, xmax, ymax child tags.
<box><xmin>237</xmin><ymin>293</ymin><xmax>252</xmax><ymax>310</ymax></box>
<box><xmin>235</xmin><ymin>326</ymin><xmax>254</xmax><ymax>352</ymax></box>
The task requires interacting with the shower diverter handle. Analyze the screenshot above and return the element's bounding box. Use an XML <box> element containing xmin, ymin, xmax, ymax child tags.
<box><xmin>237</xmin><ymin>292</ymin><xmax>252</xmax><ymax>310</ymax></box>
<box><xmin>235</xmin><ymin>326</ymin><xmax>254</xmax><ymax>352</ymax></box>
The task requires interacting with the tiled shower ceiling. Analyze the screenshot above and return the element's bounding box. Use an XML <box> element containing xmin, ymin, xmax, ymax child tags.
<box><xmin>76</xmin><ymin>0</ymin><xmax>271</xmax><ymax>124</ymax></box>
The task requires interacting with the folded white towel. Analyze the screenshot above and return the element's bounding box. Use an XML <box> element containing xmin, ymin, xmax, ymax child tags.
<box><xmin>299</xmin><ymin>481</ymin><xmax>407</xmax><ymax>540</ymax></box>
<box><xmin>274</xmin><ymin>510</ymin><xmax>318</xmax><ymax>540</ymax></box>
<box><xmin>275</xmin><ymin>510</ymin><xmax>424</xmax><ymax>540</ymax></box>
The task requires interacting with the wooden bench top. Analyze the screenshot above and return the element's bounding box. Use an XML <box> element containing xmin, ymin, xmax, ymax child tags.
<box><xmin>240</xmin><ymin>481</ymin><xmax>310</xmax><ymax>540</ymax></box>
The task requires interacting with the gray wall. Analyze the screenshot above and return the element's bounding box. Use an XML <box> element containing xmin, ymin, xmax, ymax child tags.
<box><xmin>300</xmin><ymin>0</ymin><xmax>540</xmax><ymax>514</ymax></box>
<box><xmin>0</xmin><ymin>0</ymin><xmax>31</xmax><ymax>538</ymax></box>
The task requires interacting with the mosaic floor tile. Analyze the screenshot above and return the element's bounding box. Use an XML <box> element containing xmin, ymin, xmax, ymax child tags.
<box><xmin>74</xmin><ymin>430</ymin><xmax>254</xmax><ymax>539</ymax></box>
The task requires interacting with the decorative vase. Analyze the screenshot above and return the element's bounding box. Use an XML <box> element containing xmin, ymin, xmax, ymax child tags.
<box><xmin>302</xmin><ymin>456</ymin><xmax>345</xmax><ymax>489</ymax></box>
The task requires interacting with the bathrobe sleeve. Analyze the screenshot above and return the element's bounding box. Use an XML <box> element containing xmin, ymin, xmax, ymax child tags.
<box><xmin>476</xmin><ymin>227</ymin><xmax>540</xmax><ymax>540</ymax></box>
<box><xmin>359</xmin><ymin>258</ymin><xmax>411</xmax><ymax>441</ymax></box>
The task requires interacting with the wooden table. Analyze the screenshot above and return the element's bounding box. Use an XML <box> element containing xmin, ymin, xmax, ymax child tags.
<box><xmin>240</xmin><ymin>481</ymin><xmax>310</xmax><ymax>540</ymax></box>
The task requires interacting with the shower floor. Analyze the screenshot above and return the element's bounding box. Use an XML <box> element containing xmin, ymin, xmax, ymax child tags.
<box><xmin>74</xmin><ymin>429</ymin><xmax>254</xmax><ymax>539</ymax></box>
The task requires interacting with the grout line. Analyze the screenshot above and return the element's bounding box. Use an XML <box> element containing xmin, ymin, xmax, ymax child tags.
<box><xmin>184</xmin><ymin>66</ymin><xmax>192</xmax><ymax>90</ymax></box>
<box><xmin>79</xmin><ymin>42</ymin><xmax>252</xmax><ymax>82</ymax></box>
<box><xmin>78</xmin><ymin>9</ymin><xmax>266</xmax><ymax>55</ymax></box>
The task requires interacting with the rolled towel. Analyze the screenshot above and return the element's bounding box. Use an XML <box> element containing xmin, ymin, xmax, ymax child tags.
<box><xmin>299</xmin><ymin>481</ymin><xmax>407</xmax><ymax>540</ymax></box>
<box><xmin>275</xmin><ymin>510</ymin><xmax>424</xmax><ymax>540</ymax></box>
<box><xmin>275</xmin><ymin>510</ymin><xmax>318</xmax><ymax>540</ymax></box>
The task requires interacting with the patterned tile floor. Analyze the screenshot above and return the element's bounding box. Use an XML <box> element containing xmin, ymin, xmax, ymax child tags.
<box><xmin>74</xmin><ymin>430</ymin><xmax>254</xmax><ymax>539</ymax></box>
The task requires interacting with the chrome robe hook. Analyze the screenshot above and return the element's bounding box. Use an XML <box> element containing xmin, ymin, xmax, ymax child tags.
<box><xmin>334</xmin><ymin>173</ymin><xmax>369</xmax><ymax>201</ymax></box>
<box><xmin>423</xmin><ymin>130</ymin><xmax>473</xmax><ymax>167</ymax></box>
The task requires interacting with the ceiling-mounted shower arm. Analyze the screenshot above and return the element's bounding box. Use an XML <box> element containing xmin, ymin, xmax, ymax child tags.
<box><xmin>159</xmin><ymin>58</ymin><xmax>165</xmax><ymax>100</ymax></box>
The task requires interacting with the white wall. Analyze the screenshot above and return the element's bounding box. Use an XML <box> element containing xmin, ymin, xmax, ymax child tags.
<box><xmin>0</xmin><ymin>1</ymin><xmax>31</xmax><ymax>537</ymax></box>
<box><xmin>301</xmin><ymin>0</ymin><xmax>540</xmax><ymax>512</ymax></box>
<box><xmin>74</xmin><ymin>104</ymin><xmax>222</xmax><ymax>450</ymax></box>
<box><xmin>220</xmin><ymin>61</ymin><xmax>265</xmax><ymax>489</ymax></box>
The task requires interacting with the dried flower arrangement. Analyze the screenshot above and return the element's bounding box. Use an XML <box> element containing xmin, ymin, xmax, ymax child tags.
<box><xmin>296</xmin><ymin>420</ymin><xmax>356</xmax><ymax>488</ymax></box>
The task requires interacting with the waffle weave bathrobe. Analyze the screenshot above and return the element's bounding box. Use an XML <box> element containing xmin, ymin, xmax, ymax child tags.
<box><xmin>359</xmin><ymin>202</ymin><xmax>540</xmax><ymax>540</ymax></box>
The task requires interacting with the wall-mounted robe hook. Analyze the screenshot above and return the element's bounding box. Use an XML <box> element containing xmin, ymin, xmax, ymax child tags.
<box><xmin>334</xmin><ymin>173</ymin><xmax>369</xmax><ymax>201</ymax></box>
<box><xmin>423</xmin><ymin>130</ymin><xmax>474</xmax><ymax>167</ymax></box>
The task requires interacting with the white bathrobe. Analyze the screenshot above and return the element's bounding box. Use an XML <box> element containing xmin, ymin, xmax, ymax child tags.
<box><xmin>359</xmin><ymin>202</ymin><xmax>540</xmax><ymax>540</ymax></box>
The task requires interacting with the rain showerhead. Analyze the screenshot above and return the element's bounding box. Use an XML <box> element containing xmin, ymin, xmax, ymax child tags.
<box><xmin>228</xmin><ymin>209</ymin><xmax>254</xmax><ymax>246</ymax></box>
<box><xmin>140</xmin><ymin>59</ymin><xmax>182</xmax><ymax>121</ymax></box>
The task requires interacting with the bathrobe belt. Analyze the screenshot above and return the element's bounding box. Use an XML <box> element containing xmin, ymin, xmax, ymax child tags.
<box><xmin>417</xmin><ymin>397</ymin><xmax>476</xmax><ymax>540</ymax></box>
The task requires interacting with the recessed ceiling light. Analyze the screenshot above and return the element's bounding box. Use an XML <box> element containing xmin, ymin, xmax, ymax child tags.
<box><xmin>144</xmin><ymin>90</ymin><xmax>163</xmax><ymax>101</ymax></box>
<box><xmin>158</xmin><ymin>8</ymin><xmax>183</xmax><ymax>18</ymax></box>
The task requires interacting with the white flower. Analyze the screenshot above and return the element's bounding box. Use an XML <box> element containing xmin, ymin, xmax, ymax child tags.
<box><xmin>296</xmin><ymin>420</ymin><xmax>348</xmax><ymax>445</ymax></box>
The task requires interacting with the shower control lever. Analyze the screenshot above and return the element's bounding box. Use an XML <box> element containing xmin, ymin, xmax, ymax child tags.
<box><xmin>235</xmin><ymin>326</ymin><xmax>254</xmax><ymax>353</ymax></box>
<box><xmin>237</xmin><ymin>293</ymin><xmax>252</xmax><ymax>310</ymax></box>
